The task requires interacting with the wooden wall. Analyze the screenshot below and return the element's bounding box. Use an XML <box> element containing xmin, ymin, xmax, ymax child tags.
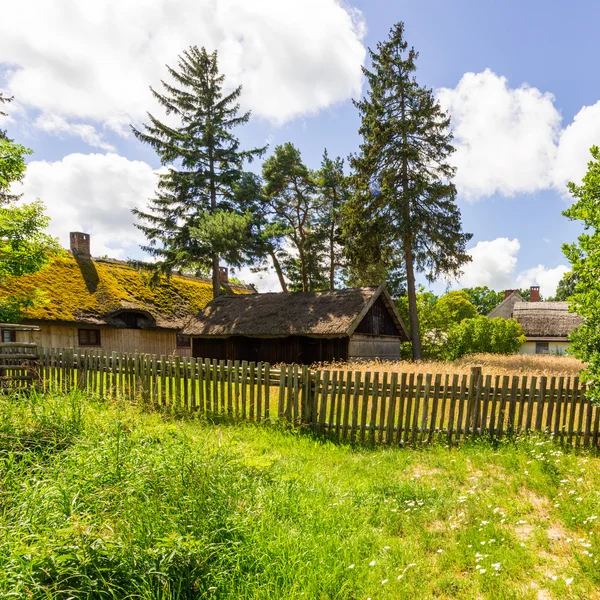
<box><xmin>193</xmin><ymin>335</ymin><xmax>349</xmax><ymax>364</ymax></box>
<box><xmin>348</xmin><ymin>334</ymin><xmax>401</xmax><ymax>361</ymax></box>
<box><xmin>354</xmin><ymin>296</ymin><xmax>402</xmax><ymax>337</ymax></box>
<box><xmin>13</xmin><ymin>324</ymin><xmax>191</xmax><ymax>357</ymax></box>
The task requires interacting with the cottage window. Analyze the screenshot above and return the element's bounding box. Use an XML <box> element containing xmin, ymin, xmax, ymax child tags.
<box><xmin>176</xmin><ymin>334</ymin><xmax>191</xmax><ymax>348</ymax></box>
<box><xmin>78</xmin><ymin>329</ymin><xmax>101</xmax><ymax>347</ymax></box>
<box><xmin>535</xmin><ymin>342</ymin><xmax>549</xmax><ymax>355</ymax></box>
<box><xmin>1</xmin><ymin>329</ymin><xmax>16</xmax><ymax>343</ymax></box>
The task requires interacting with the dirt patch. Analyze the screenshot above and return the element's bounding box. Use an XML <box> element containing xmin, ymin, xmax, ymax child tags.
<box><xmin>411</xmin><ymin>466</ymin><xmax>442</xmax><ymax>478</ymax></box>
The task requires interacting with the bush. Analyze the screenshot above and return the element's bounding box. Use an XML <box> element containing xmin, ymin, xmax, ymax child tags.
<box><xmin>443</xmin><ymin>316</ymin><xmax>525</xmax><ymax>360</ymax></box>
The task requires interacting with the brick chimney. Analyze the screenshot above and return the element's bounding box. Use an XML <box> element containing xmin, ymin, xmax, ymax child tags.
<box><xmin>219</xmin><ymin>266</ymin><xmax>229</xmax><ymax>284</ymax></box>
<box><xmin>503</xmin><ymin>289</ymin><xmax>517</xmax><ymax>300</ymax></box>
<box><xmin>70</xmin><ymin>232</ymin><xmax>91</xmax><ymax>258</ymax></box>
<box><xmin>530</xmin><ymin>285</ymin><xmax>540</xmax><ymax>302</ymax></box>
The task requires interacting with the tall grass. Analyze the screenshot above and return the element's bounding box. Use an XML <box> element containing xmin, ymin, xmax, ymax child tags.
<box><xmin>0</xmin><ymin>391</ymin><xmax>599</xmax><ymax>598</ymax></box>
<box><xmin>315</xmin><ymin>353</ymin><xmax>584</xmax><ymax>378</ymax></box>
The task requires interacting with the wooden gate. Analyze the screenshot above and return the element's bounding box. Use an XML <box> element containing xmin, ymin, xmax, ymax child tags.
<box><xmin>0</xmin><ymin>324</ymin><xmax>40</xmax><ymax>392</ymax></box>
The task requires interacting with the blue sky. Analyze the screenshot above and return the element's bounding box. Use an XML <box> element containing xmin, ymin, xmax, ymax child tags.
<box><xmin>2</xmin><ymin>0</ymin><xmax>599</xmax><ymax>295</ymax></box>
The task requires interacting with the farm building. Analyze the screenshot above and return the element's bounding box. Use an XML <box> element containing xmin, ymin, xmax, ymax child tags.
<box><xmin>489</xmin><ymin>287</ymin><xmax>582</xmax><ymax>355</ymax></box>
<box><xmin>183</xmin><ymin>283</ymin><xmax>409</xmax><ymax>364</ymax></box>
<box><xmin>0</xmin><ymin>232</ymin><xmax>254</xmax><ymax>356</ymax></box>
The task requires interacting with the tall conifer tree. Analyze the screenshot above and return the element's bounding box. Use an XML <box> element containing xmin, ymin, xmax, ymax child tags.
<box><xmin>346</xmin><ymin>23</ymin><xmax>472</xmax><ymax>359</ymax></box>
<box><xmin>132</xmin><ymin>46</ymin><xmax>263</xmax><ymax>297</ymax></box>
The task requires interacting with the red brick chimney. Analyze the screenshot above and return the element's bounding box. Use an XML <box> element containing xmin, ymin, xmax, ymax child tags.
<box><xmin>70</xmin><ymin>232</ymin><xmax>91</xmax><ymax>258</ymax></box>
<box><xmin>530</xmin><ymin>285</ymin><xmax>540</xmax><ymax>302</ymax></box>
<box><xmin>503</xmin><ymin>289</ymin><xmax>517</xmax><ymax>300</ymax></box>
<box><xmin>219</xmin><ymin>266</ymin><xmax>229</xmax><ymax>284</ymax></box>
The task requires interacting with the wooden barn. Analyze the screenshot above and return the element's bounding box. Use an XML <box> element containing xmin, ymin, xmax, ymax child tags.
<box><xmin>0</xmin><ymin>232</ymin><xmax>254</xmax><ymax>356</ymax></box>
<box><xmin>183</xmin><ymin>284</ymin><xmax>409</xmax><ymax>364</ymax></box>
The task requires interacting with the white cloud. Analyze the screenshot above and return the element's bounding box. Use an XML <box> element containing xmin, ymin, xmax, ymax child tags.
<box><xmin>16</xmin><ymin>153</ymin><xmax>158</xmax><ymax>258</ymax></box>
<box><xmin>33</xmin><ymin>113</ymin><xmax>114</xmax><ymax>151</ymax></box>
<box><xmin>0</xmin><ymin>0</ymin><xmax>366</xmax><ymax>133</ymax></box>
<box><xmin>552</xmin><ymin>101</ymin><xmax>600</xmax><ymax>193</ymax></box>
<box><xmin>235</xmin><ymin>266</ymin><xmax>283</xmax><ymax>293</ymax></box>
<box><xmin>438</xmin><ymin>70</ymin><xmax>600</xmax><ymax>200</ymax></box>
<box><xmin>437</xmin><ymin>70</ymin><xmax>561</xmax><ymax>199</ymax></box>
<box><xmin>458</xmin><ymin>237</ymin><xmax>521</xmax><ymax>289</ymax></box>
<box><xmin>516</xmin><ymin>264</ymin><xmax>569</xmax><ymax>298</ymax></box>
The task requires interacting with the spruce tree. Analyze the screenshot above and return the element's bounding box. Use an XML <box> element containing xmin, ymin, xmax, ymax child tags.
<box><xmin>346</xmin><ymin>23</ymin><xmax>472</xmax><ymax>359</ymax></box>
<box><xmin>132</xmin><ymin>46</ymin><xmax>263</xmax><ymax>297</ymax></box>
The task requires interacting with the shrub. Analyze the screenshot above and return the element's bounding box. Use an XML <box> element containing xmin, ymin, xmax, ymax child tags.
<box><xmin>443</xmin><ymin>316</ymin><xmax>525</xmax><ymax>360</ymax></box>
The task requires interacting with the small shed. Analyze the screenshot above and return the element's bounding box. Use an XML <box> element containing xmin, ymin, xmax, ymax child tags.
<box><xmin>183</xmin><ymin>284</ymin><xmax>409</xmax><ymax>364</ymax></box>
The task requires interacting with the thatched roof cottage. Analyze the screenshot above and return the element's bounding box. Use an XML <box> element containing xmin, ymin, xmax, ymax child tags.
<box><xmin>184</xmin><ymin>283</ymin><xmax>409</xmax><ymax>364</ymax></box>
<box><xmin>0</xmin><ymin>232</ymin><xmax>254</xmax><ymax>356</ymax></box>
<box><xmin>489</xmin><ymin>287</ymin><xmax>582</xmax><ymax>355</ymax></box>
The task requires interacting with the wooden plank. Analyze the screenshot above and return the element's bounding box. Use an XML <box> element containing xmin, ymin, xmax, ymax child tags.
<box><xmin>293</xmin><ymin>364</ymin><xmax>300</xmax><ymax>424</ymax></box>
<box><xmin>593</xmin><ymin>401</ymin><xmax>600</xmax><ymax>449</ymax></box>
<box><xmin>327</xmin><ymin>371</ymin><xmax>338</xmax><ymax>433</ymax></box>
<box><xmin>516</xmin><ymin>376</ymin><xmax>528</xmax><ymax>434</ymax></box>
<box><xmin>553</xmin><ymin>376</ymin><xmax>564</xmax><ymax>442</ymax></box>
<box><xmin>496</xmin><ymin>376</ymin><xmax>510</xmax><ymax>438</ymax></box>
<box><xmin>411</xmin><ymin>374</ymin><xmax>424</xmax><ymax>445</ymax></box>
<box><xmin>446</xmin><ymin>374</ymin><xmax>459</xmax><ymax>444</ymax></box>
<box><xmin>264</xmin><ymin>363</ymin><xmax>271</xmax><ymax>420</ymax></box>
<box><xmin>369</xmin><ymin>372</ymin><xmax>380</xmax><ymax>444</ymax></box>
<box><xmin>335</xmin><ymin>369</ymin><xmax>344</xmax><ymax>437</ymax></box>
<box><xmin>275</xmin><ymin>364</ymin><xmax>284</xmax><ymax>419</ymax></box>
<box><xmin>249</xmin><ymin>362</ymin><xmax>256</xmax><ymax>421</ymax></box>
<box><xmin>534</xmin><ymin>377</ymin><xmax>547</xmax><ymax>432</ymax></box>
<box><xmin>227</xmin><ymin>360</ymin><xmax>233</xmax><ymax>416</ymax></box>
<box><xmin>360</xmin><ymin>372</ymin><xmax>371</xmax><ymax>443</ymax></box>
<box><xmin>480</xmin><ymin>375</ymin><xmax>492</xmax><ymax>435</ymax></box>
<box><xmin>583</xmin><ymin>386</ymin><xmax>593</xmax><ymax>448</ymax></box>
<box><xmin>429</xmin><ymin>374</ymin><xmax>442</xmax><ymax>444</ymax></box>
<box><xmin>507</xmin><ymin>376</ymin><xmax>519</xmax><ymax>435</ymax></box>
<box><xmin>404</xmin><ymin>373</ymin><xmax>415</xmax><ymax>445</ymax></box>
<box><xmin>438</xmin><ymin>374</ymin><xmax>449</xmax><ymax>441</ymax></box>
<box><xmin>319</xmin><ymin>370</ymin><xmax>330</xmax><ymax>434</ymax></box>
<box><xmin>386</xmin><ymin>372</ymin><xmax>398</xmax><ymax>444</ymax></box>
<box><xmin>567</xmin><ymin>377</ymin><xmax>578</xmax><ymax>445</ymax></box>
<box><xmin>545</xmin><ymin>377</ymin><xmax>557</xmax><ymax>433</ymax></box>
<box><xmin>233</xmin><ymin>360</ymin><xmax>240</xmax><ymax>417</ymax></box>
<box><xmin>256</xmin><ymin>362</ymin><xmax>263</xmax><ymax>421</ymax></box>
<box><xmin>396</xmin><ymin>372</ymin><xmax>407</xmax><ymax>445</ymax></box>
<box><xmin>378</xmin><ymin>372</ymin><xmax>388</xmax><ymax>444</ymax></box>
<box><xmin>342</xmin><ymin>370</ymin><xmax>353</xmax><ymax>441</ymax></box>
<box><xmin>285</xmin><ymin>364</ymin><xmax>294</xmax><ymax>423</ymax></box>
<box><xmin>455</xmin><ymin>374</ymin><xmax>468</xmax><ymax>440</ymax></box>
<box><xmin>241</xmin><ymin>361</ymin><xmax>249</xmax><ymax>419</ymax></box>
<box><xmin>310</xmin><ymin>369</ymin><xmax>321</xmax><ymax>432</ymax></box>
<box><xmin>420</xmin><ymin>374</ymin><xmax>432</xmax><ymax>445</ymax></box>
<box><xmin>351</xmin><ymin>371</ymin><xmax>361</xmax><ymax>443</ymax></box>
<box><xmin>525</xmin><ymin>376</ymin><xmax>537</xmax><ymax>432</ymax></box>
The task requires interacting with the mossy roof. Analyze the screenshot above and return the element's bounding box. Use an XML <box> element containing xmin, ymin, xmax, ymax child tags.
<box><xmin>0</xmin><ymin>253</ymin><xmax>254</xmax><ymax>330</ymax></box>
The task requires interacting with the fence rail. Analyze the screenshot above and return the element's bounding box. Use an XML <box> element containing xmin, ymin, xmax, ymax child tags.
<box><xmin>31</xmin><ymin>347</ymin><xmax>600</xmax><ymax>448</ymax></box>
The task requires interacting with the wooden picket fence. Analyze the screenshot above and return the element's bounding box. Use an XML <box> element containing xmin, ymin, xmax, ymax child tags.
<box><xmin>33</xmin><ymin>347</ymin><xmax>600</xmax><ymax>448</ymax></box>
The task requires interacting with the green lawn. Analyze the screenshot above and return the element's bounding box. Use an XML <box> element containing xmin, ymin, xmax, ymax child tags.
<box><xmin>1</xmin><ymin>391</ymin><xmax>599</xmax><ymax>599</ymax></box>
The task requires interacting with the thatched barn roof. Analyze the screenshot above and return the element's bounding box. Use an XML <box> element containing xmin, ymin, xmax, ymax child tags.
<box><xmin>0</xmin><ymin>253</ymin><xmax>254</xmax><ymax>330</ymax></box>
<box><xmin>184</xmin><ymin>283</ymin><xmax>408</xmax><ymax>340</ymax></box>
<box><xmin>512</xmin><ymin>302</ymin><xmax>583</xmax><ymax>340</ymax></box>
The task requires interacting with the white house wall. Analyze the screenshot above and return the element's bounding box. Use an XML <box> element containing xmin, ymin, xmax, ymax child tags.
<box><xmin>520</xmin><ymin>341</ymin><xmax>571</xmax><ymax>356</ymax></box>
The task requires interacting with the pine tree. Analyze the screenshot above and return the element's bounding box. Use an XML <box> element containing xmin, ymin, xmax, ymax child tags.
<box><xmin>262</xmin><ymin>143</ymin><xmax>321</xmax><ymax>292</ymax></box>
<box><xmin>315</xmin><ymin>150</ymin><xmax>350</xmax><ymax>289</ymax></box>
<box><xmin>132</xmin><ymin>46</ymin><xmax>264</xmax><ymax>298</ymax></box>
<box><xmin>346</xmin><ymin>23</ymin><xmax>472</xmax><ymax>359</ymax></box>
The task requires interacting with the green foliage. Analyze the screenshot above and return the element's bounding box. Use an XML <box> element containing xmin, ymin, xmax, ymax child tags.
<box><xmin>443</xmin><ymin>316</ymin><xmax>526</xmax><ymax>360</ymax></box>
<box><xmin>345</xmin><ymin>22</ymin><xmax>472</xmax><ymax>358</ymax></box>
<box><xmin>262</xmin><ymin>143</ymin><xmax>323</xmax><ymax>292</ymax></box>
<box><xmin>462</xmin><ymin>287</ymin><xmax>505</xmax><ymax>315</ymax></box>
<box><xmin>552</xmin><ymin>271</ymin><xmax>579</xmax><ymax>302</ymax></box>
<box><xmin>562</xmin><ymin>146</ymin><xmax>600</xmax><ymax>402</ymax></box>
<box><xmin>131</xmin><ymin>46</ymin><xmax>264</xmax><ymax>297</ymax></box>
<box><xmin>434</xmin><ymin>290</ymin><xmax>478</xmax><ymax>328</ymax></box>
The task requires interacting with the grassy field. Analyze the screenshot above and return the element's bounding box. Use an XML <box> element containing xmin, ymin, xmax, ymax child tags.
<box><xmin>1</xmin><ymin>391</ymin><xmax>600</xmax><ymax>599</ymax></box>
<box><xmin>316</xmin><ymin>353</ymin><xmax>585</xmax><ymax>378</ymax></box>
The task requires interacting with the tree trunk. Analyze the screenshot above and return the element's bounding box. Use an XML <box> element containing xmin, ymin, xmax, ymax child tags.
<box><xmin>269</xmin><ymin>247</ymin><xmax>288</xmax><ymax>293</ymax></box>
<box><xmin>403</xmin><ymin>240</ymin><xmax>422</xmax><ymax>360</ymax></box>
<box><xmin>329</xmin><ymin>225</ymin><xmax>335</xmax><ymax>290</ymax></box>
<box><xmin>209</xmin><ymin>153</ymin><xmax>220</xmax><ymax>299</ymax></box>
<box><xmin>298</xmin><ymin>242</ymin><xmax>308</xmax><ymax>292</ymax></box>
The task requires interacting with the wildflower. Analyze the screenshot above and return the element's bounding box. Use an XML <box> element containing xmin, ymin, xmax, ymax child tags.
<box><xmin>479</xmin><ymin>569</ymin><xmax>486</xmax><ymax>574</ymax></box>
<box><xmin>381</xmin><ymin>579</ymin><xmax>388</xmax><ymax>585</ymax></box>
<box><xmin>347</xmin><ymin>564</ymin><xmax>355</xmax><ymax>569</ymax></box>
<box><xmin>369</xmin><ymin>560</ymin><xmax>376</xmax><ymax>567</ymax></box>
<box><xmin>384</xmin><ymin>546</ymin><xmax>390</xmax><ymax>550</ymax></box>
<box><xmin>437</xmin><ymin>549</ymin><xmax>443</xmax><ymax>553</ymax></box>
<box><xmin>565</xmin><ymin>577</ymin><xmax>573</xmax><ymax>585</ymax></box>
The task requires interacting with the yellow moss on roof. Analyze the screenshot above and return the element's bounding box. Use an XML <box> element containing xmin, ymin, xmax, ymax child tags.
<box><xmin>0</xmin><ymin>253</ymin><xmax>252</xmax><ymax>328</ymax></box>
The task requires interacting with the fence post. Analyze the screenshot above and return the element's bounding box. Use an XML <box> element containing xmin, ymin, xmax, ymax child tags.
<box><xmin>467</xmin><ymin>366</ymin><xmax>482</xmax><ymax>435</ymax></box>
